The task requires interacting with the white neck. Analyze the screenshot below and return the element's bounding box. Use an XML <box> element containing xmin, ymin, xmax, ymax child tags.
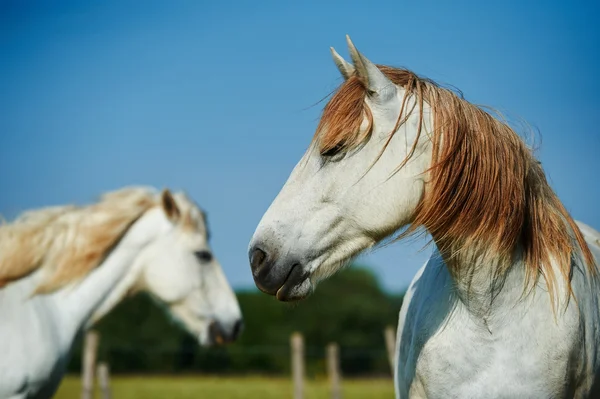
<box><xmin>437</xmin><ymin>243</ymin><xmax>572</xmax><ymax>326</ymax></box>
<box><xmin>50</xmin><ymin>207</ymin><xmax>168</xmax><ymax>334</ymax></box>
<box><xmin>432</xmin><ymin>243</ymin><xmax>524</xmax><ymax>320</ymax></box>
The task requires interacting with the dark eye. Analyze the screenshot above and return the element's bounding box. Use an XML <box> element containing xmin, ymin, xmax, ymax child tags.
<box><xmin>194</xmin><ymin>250</ymin><xmax>213</xmax><ymax>263</ymax></box>
<box><xmin>321</xmin><ymin>142</ymin><xmax>345</xmax><ymax>158</ymax></box>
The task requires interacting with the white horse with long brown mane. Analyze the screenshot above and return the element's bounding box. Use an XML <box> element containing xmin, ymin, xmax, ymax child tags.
<box><xmin>0</xmin><ymin>187</ymin><xmax>243</xmax><ymax>399</ymax></box>
<box><xmin>249</xmin><ymin>36</ymin><xmax>600</xmax><ymax>398</ymax></box>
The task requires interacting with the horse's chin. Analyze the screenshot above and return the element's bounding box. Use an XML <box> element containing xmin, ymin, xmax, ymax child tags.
<box><xmin>197</xmin><ymin>330</ymin><xmax>211</xmax><ymax>347</ymax></box>
<box><xmin>165</xmin><ymin>303</ymin><xmax>213</xmax><ymax>346</ymax></box>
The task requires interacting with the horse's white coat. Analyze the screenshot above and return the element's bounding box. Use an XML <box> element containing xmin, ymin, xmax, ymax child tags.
<box><xmin>395</xmin><ymin>231</ymin><xmax>600</xmax><ymax>398</ymax></box>
<box><xmin>249</xmin><ymin>36</ymin><xmax>600</xmax><ymax>398</ymax></box>
<box><xmin>0</xmin><ymin>190</ymin><xmax>242</xmax><ymax>399</ymax></box>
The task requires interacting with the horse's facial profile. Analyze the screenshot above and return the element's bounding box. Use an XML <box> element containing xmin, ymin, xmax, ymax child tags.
<box><xmin>138</xmin><ymin>190</ymin><xmax>243</xmax><ymax>346</ymax></box>
<box><xmin>248</xmin><ymin>36</ymin><xmax>433</xmax><ymax>302</ymax></box>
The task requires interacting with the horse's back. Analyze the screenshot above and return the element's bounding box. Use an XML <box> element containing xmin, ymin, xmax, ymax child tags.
<box><xmin>573</xmin><ymin>220</ymin><xmax>600</xmax><ymax>397</ymax></box>
<box><xmin>576</xmin><ymin>220</ymin><xmax>600</xmax><ymax>271</ymax></box>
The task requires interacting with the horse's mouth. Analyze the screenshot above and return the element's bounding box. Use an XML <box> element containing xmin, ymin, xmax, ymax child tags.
<box><xmin>275</xmin><ymin>264</ymin><xmax>311</xmax><ymax>302</ymax></box>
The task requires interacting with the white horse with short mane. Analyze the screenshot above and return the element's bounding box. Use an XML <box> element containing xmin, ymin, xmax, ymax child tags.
<box><xmin>0</xmin><ymin>186</ymin><xmax>243</xmax><ymax>399</ymax></box>
<box><xmin>249</xmin><ymin>36</ymin><xmax>600</xmax><ymax>398</ymax></box>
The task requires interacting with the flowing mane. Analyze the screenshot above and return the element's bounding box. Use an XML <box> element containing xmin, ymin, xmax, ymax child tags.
<box><xmin>313</xmin><ymin>65</ymin><xmax>596</xmax><ymax>305</ymax></box>
<box><xmin>0</xmin><ymin>187</ymin><xmax>159</xmax><ymax>294</ymax></box>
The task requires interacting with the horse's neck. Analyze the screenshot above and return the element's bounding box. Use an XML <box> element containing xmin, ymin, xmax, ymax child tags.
<box><xmin>50</xmin><ymin>208</ymin><xmax>167</xmax><ymax>334</ymax></box>
<box><xmin>436</xmin><ymin>246</ymin><xmax>529</xmax><ymax>320</ymax></box>
<box><xmin>442</xmin><ymin>245</ymin><xmax>581</xmax><ymax>325</ymax></box>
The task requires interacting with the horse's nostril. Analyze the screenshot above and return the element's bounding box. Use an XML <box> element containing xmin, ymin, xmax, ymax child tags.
<box><xmin>209</xmin><ymin>320</ymin><xmax>243</xmax><ymax>344</ymax></box>
<box><xmin>250</xmin><ymin>247</ymin><xmax>267</xmax><ymax>272</ymax></box>
<box><xmin>232</xmin><ymin>319</ymin><xmax>244</xmax><ymax>340</ymax></box>
<box><xmin>209</xmin><ymin>321</ymin><xmax>226</xmax><ymax>345</ymax></box>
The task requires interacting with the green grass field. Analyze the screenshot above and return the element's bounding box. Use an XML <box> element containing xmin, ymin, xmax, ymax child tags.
<box><xmin>54</xmin><ymin>375</ymin><xmax>394</xmax><ymax>398</ymax></box>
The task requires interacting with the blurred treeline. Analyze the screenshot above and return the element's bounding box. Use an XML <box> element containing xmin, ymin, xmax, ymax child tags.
<box><xmin>67</xmin><ymin>265</ymin><xmax>404</xmax><ymax>377</ymax></box>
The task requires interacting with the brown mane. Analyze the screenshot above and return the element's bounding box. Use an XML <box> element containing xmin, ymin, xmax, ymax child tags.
<box><xmin>314</xmin><ymin>65</ymin><xmax>596</xmax><ymax>306</ymax></box>
<box><xmin>0</xmin><ymin>187</ymin><xmax>210</xmax><ymax>296</ymax></box>
<box><xmin>0</xmin><ymin>187</ymin><xmax>159</xmax><ymax>294</ymax></box>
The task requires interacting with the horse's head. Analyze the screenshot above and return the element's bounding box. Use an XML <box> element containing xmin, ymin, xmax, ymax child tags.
<box><xmin>136</xmin><ymin>190</ymin><xmax>243</xmax><ymax>346</ymax></box>
<box><xmin>248</xmin><ymin>36</ymin><xmax>433</xmax><ymax>301</ymax></box>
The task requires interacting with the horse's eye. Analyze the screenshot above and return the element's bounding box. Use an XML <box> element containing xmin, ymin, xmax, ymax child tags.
<box><xmin>194</xmin><ymin>250</ymin><xmax>213</xmax><ymax>263</ymax></box>
<box><xmin>321</xmin><ymin>142</ymin><xmax>345</xmax><ymax>158</ymax></box>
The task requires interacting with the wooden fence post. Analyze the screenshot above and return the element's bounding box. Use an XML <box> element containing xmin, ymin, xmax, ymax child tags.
<box><xmin>384</xmin><ymin>325</ymin><xmax>396</xmax><ymax>375</ymax></box>
<box><xmin>81</xmin><ymin>330</ymin><xmax>100</xmax><ymax>399</ymax></box>
<box><xmin>291</xmin><ymin>332</ymin><xmax>305</xmax><ymax>399</ymax></box>
<box><xmin>326</xmin><ymin>342</ymin><xmax>342</xmax><ymax>399</ymax></box>
<box><xmin>97</xmin><ymin>362</ymin><xmax>112</xmax><ymax>399</ymax></box>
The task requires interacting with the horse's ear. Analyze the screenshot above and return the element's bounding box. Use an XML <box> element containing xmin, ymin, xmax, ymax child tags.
<box><xmin>330</xmin><ymin>47</ymin><xmax>354</xmax><ymax>80</ymax></box>
<box><xmin>161</xmin><ymin>189</ymin><xmax>181</xmax><ymax>223</ymax></box>
<box><xmin>345</xmin><ymin>35</ymin><xmax>396</xmax><ymax>102</ymax></box>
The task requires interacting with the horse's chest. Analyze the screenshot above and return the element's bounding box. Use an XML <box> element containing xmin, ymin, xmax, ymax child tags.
<box><xmin>413</xmin><ymin>328</ymin><xmax>570</xmax><ymax>398</ymax></box>
<box><xmin>25</xmin><ymin>302</ymin><xmax>72</xmax><ymax>398</ymax></box>
<box><xmin>0</xmin><ymin>296</ymin><xmax>71</xmax><ymax>398</ymax></box>
<box><xmin>401</xmin><ymin>306</ymin><xmax>578</xmax><ymax>399</ymax></box>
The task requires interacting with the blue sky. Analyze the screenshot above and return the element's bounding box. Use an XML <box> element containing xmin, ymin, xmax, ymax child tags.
<box><xmin>1</xmin><ymin>0</ymin><xmax>599</xmax><ymax>293</ymax></box>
